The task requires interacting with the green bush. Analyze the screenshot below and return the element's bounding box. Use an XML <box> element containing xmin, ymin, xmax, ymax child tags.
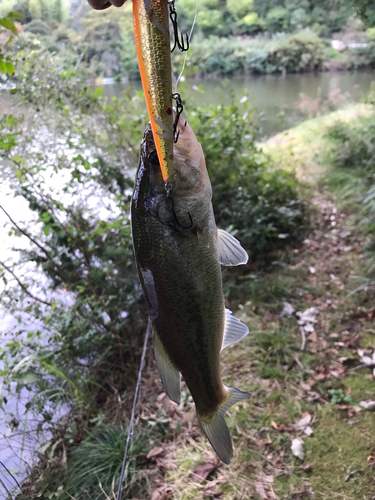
<box><xmin>189</xmin><ymin>95</ymin><xmax>304</xmax><ymax>255</ymax></box>
<box><xmin>325</xmin><ymin>116</ymin><xmax>375</xmax><ymax>172</ymax></box>
<box><xmin>65</xmin><ymin>424</ymin><xmax>152</xmax><ymax>499</ymax></box>
<box><xmin>324</xmin><ymin>110</ymin><xmax>375</xmax><ymax>293</ymax></box>
<box><xmin>266</xmin><ymin>7</ymin><xmax>290</xmax><ymax>33</ymax></box>
<box><xmin>268</xmin><ymin>31</ymin><xmax>325</xmax><ymax>73</ymax></box>
<box><xmin>24</xmin><ymin>18</ymin><xmax>52</xmax><ymax>35</ymax></box>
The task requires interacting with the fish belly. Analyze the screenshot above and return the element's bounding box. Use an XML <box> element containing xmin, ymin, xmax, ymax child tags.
<box><xmin>132</xmin><ymin>203</ymin><xmax>226</xmax><ymax>416</ymax></box>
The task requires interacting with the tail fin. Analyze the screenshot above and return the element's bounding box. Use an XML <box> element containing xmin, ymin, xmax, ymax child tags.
<box><xmin>197</xmin><ymin>386</ymin><xmax>251</xmax><ymax>464</ymax></box>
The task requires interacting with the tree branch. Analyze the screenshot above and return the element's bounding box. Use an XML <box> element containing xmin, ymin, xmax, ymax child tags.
<box><xmin>0</xmin><ymin>260</ymin><xmax>52</xmax><ymax>306</ymax></box>
<box><xmin>0</xmin><ymin>204</ymin><xmax>70</xmax><ymax>282</ymax></box>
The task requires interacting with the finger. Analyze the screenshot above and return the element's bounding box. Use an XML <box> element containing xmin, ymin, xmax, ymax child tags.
<box><xmin>109</xmin><ymin>0</ymin><xmax>127</xmax><ymax>5</ymax></box>
<box><xmin>87</xmin><ymin>0</ymin><xmax>126</xmax><ymax>8</ymax></box>
<box><xmin>87</xmin><ymin>0</ymin><xmax>112</xmax><ymax>9</ymax></box>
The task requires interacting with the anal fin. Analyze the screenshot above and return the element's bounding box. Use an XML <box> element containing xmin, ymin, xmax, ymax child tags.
<box><xmin>217</xmin><ymin>229</ymin><xmax>248</xmax><ymax>267</ymax></box>
<box><xmin>197</xmin><ymin>386</ymin><xmax>251</xmax><ymax>464</ymax></box>
<box><xmin>154</xmin><ymin>332</ymin><xmax>181</xmax><ymax>404</ymax></box>
<box><xmin>221</xmin><ymin>309</ymin><xmax>249</xmax><ymax>350</ymax></box>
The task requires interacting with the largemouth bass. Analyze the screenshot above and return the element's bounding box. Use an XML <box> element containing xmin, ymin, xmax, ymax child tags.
<box><xmin>133</xmin><ymin>0</ymin><xmax>173</xmax><ymax>182</ymax></box>
<box><xmin>131</xmin><ymin>118</ymin><xmax>251</xmax><ymax>464</ymax></box>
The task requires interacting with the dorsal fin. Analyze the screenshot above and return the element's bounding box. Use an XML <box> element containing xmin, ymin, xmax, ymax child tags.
<box><xmin>217</xmin><ymin>229</ymin><xmax>248</xmax><ymax>267</ymax></box>
<box><xmin>222</xmin><ymin>309</ymin><xmax>249</xmax><ymax>351</ymax></box>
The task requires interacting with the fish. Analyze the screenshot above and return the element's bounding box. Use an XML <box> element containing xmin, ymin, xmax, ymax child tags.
<box><xmin>131</xmin><ymin>117</ymin><xmax>251</xmax><ymax>464</ymax></box>
<box><xmin>133</xmin><ymin>0</ymin><xmax>174</xmax><ymax>182</ymax></box>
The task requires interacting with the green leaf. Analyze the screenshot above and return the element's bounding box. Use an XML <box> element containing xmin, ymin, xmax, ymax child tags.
<box><xmin>44</xmin><ymin>226</ymin><xmax>51</xmax><ymax>236</ymax></box>
<box><xmin>91</xmin><ymin>87</ymin><xmax>103</xmax><ymax>98</ymax></box>
<box><xmin>6</xmin><ymin>35</ymin><xmax>13</xmax><ymax>45</ymax></box>
<box><xmin>11</xmin><ymin>154</ymin><xmax>25</xmax><ymax>164</ymax></box>
<box><xmin>6</xmin><ymin>61</ymin><xmax>15</xmax><ymax>75</ymax></box>
<box><xmin>0</xmin><ymin>59</ymin><xmax>6</xmax><ymax>74</ymax></box>
<box><xmin>0</xmin><ymin>18</ymin><xmax>18</xmax><ymax>36</ymax></box>
<box><xmin>7</xmin><ymin>11</ymin><xmax>24</xmax><ymax>19</ymax></box>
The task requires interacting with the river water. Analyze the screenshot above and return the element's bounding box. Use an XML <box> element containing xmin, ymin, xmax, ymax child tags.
<box><xmin>0</xmin><ymin>70</ymin><xmax>374</xmax><ymax>495</ymax></box>
<box><xmin>103</xmin><ymin>71</ymin><xmax>375</xmax><ymax>137</ymax></box>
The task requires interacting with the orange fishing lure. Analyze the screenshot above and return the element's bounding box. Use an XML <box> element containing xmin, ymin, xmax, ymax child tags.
<box><xmin>133</xmin><ymin>0</ymin><xmax>173</xmax><ymax>181</ymax></box>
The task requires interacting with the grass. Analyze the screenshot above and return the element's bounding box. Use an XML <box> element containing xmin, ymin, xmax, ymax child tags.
<box><xmin>64</xmin><ymin>424</ymin><xmax>152</xmax><ymax>500</ymax></box>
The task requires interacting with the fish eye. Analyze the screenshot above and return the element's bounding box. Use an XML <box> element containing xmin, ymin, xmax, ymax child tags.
<box><xmin>148</xmin><ymin>149</ymin><xmax>159</xmax><ymax>166</ymax></box>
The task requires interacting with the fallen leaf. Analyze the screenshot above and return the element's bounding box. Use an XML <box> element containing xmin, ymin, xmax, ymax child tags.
<box><xmin>147</xmin><ymin>447</ymin><xmax>164</xmax><ymax>460</ymax></box>
<box><xmin>348</xmin><ymin>419</ymin><xmax>360</xmax><ymax>426</ymax></box>
<box><xmin>302</xmin><ymin>462</ymin><xmax>312</xmax><ymax>472</ymax></box>
<box><xmin>254</xmin><ymin>481</ymin><xmax>278</xmax><ymax>500</ymax></box>
<box><xmin>295</xmin><ymin>413</ymin><xmax>313</xmax><ymax>436</ymax></box>
<box><xmin>271</xmin><ymin>421</ymin><xmax>285</xmax><ymax>432</ymax></box>
<box><xmin>281</xmin><ymin>302</ymin><xmax>295</xmax><ymax>317</ymax></box>
<box><xmin>357</xmin><ymin>349</ymin><xmax>375</xmax><ymax>367</ymax></box>
<box><xmin>157</xmin><ymin>392</ymin><xmax>166</xmax><ymax>401</ymax></box>
<box><xmin>291</xmin><ymin>438</ymin><xmax>305</xmax><ymax>460</ymax></box>
<box><xmin>192</xmin><ymin>463</ymin><xmax>217</xmax><ymax>481</ymax></box>
<box><xmin>359</xmin><ymin>401</ymin><xmax>375</xmax><ymax>411</ymax></box>
<box><xmin>308</xmin><ymin>331</ymin><xmax>318</xmax><ymax>343</ymax></box>
<box><xmin>151</xmin><ymin>484</ymin><xmax>174</xmax><ymax>500</ymax></box>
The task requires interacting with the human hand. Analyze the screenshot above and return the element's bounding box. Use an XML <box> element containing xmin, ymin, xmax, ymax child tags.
<box><xmin>87</xmin><ymin>0</ymin><xmax>127</xmax><ymax>9</ymax></box>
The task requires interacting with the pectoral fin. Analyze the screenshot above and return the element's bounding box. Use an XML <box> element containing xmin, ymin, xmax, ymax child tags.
<box><xmin>217</xmin><ymin>229</ymin><xmax>248</xmax><ymax>266</ymax></box>
<box><xmin>197</xmin><ymin>387</ymin><xmax>251</xmax><ymax>464</ymax></box>
<box><xmin>222</xmin><ymin>309</ymin><xmax>249</xmax><ymax>350</ymax></box>
<box><xmin>153</xmin><ymin>333</ymin><xmax>181</xmax><ymax>404</ymax></box>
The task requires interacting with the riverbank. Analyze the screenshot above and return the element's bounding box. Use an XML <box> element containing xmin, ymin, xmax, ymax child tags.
<box><xmin>13</xmin><ymin>104</ymin><xmax>375</xmax><ymax>499</ymax></box>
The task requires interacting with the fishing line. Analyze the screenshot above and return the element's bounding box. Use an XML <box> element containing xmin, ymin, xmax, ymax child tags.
<box><xmin>174</xmin><ymin>0</ymin><xmax>198</xmax><ymax>93</ymax></box>
<box><xmin>116</xmin><ymin>322</ymin><xmax>150</xmax><ymax>500</ymax></box>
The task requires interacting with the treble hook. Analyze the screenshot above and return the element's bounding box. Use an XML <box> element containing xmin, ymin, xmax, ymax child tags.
<box><xmin>169</xmin><ymin>0</ymin><xmax>189</xmax><ymax>53</ymax></box>
<box><xmin>172</xmin><ymin>92</ymin><xmax>183</xmax><ymax>143</ymax></box>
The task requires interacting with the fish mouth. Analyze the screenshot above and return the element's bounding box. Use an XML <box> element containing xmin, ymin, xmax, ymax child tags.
<box><xmin>142</xmin><ymin>123</ymin><xmax>160</xmax><ymax>166</ymax></box>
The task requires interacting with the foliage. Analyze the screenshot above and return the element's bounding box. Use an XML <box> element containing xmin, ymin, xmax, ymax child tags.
<box><xmin>0</xmin><ymin>0</ymin><xmax>371</xmax><ymax>79</ymax></box>
<box><xmin>324</xmin><ymin>106</ymin><xmax>375</xmax><ymax>292</ymax></box>
<box><xmin>325</xmin><ymin>114</ymin><xmax>375</xmax><ymax>172</ymax></box>
<box><xmin>64</xmin><ymin>423</ymin><xmax>152</xmax><ymax>499</ymax></box>
<box><xmin>0</xmin><ymin>53</ymin><xmax>147</xmax><ymax>424</ymax></box>
<box><xmin>266</xmin><ymin>7</ymin><xmax>290</xmax><ymax>33</ymax></box>
<box><xmin>328</xmin><ymin>388</ymin><xmax>352</xmax><ymax>404</ymax></box>
<box><xmin>189</xmin><ymin>94</ymin><xmax>304</xmax><ymax>255</ymax></box>
<box><xmin>268</xmin><ymin>30</ymin><xmax>325</xmax><ymax>73</ymax></box>
<box><xmin>0</xmin><ymin>10</ymin><xmax>22</xmax><ymax>75</ymax></box>
<box><xmin>173</xmin><ymin>31</ymin><xmax>327</xmax><ymax>77</ymax></box>
<box><xmin>24</xmin><ymin>18</ymin><xmax>52</xmax><ymax>35</ymax></box>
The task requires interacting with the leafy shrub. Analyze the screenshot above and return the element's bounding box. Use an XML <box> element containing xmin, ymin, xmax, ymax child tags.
<box><xmin>324</xmin><ymin>109</ymin><xmax>375</xmax><ymax>293</ymax></box>
<box><xmin>65</xmin><ymin>424</ymin><xmax>152</xmax><ymax>499</ymax></box>
<box><xmin>268</xmin><ymin>31</ymin><xmax>325</xmax><ymax>73</ymax></box>
<box><xmin>24</xmin><ymin>18</ymin><xmax>52</xmax><ymax>35</ymax></box>
<box><xmin>189</xmin><ymin>95</ymin><xmax>304</xmax><ymax>255</ymax></box>
<box><xmin>266</xmin><ymin>7</ymin><xmax>290</xmax><ymax>33</ymax></box>
<box><xmin>0</xmin><ymin>53</ymin><xmax>147</xmax><ymax>418</ymax></box>
<box><xmin>325</xmin><ymin>116</ymin><xmax>375</xmax><ymax>172</ymax></box>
